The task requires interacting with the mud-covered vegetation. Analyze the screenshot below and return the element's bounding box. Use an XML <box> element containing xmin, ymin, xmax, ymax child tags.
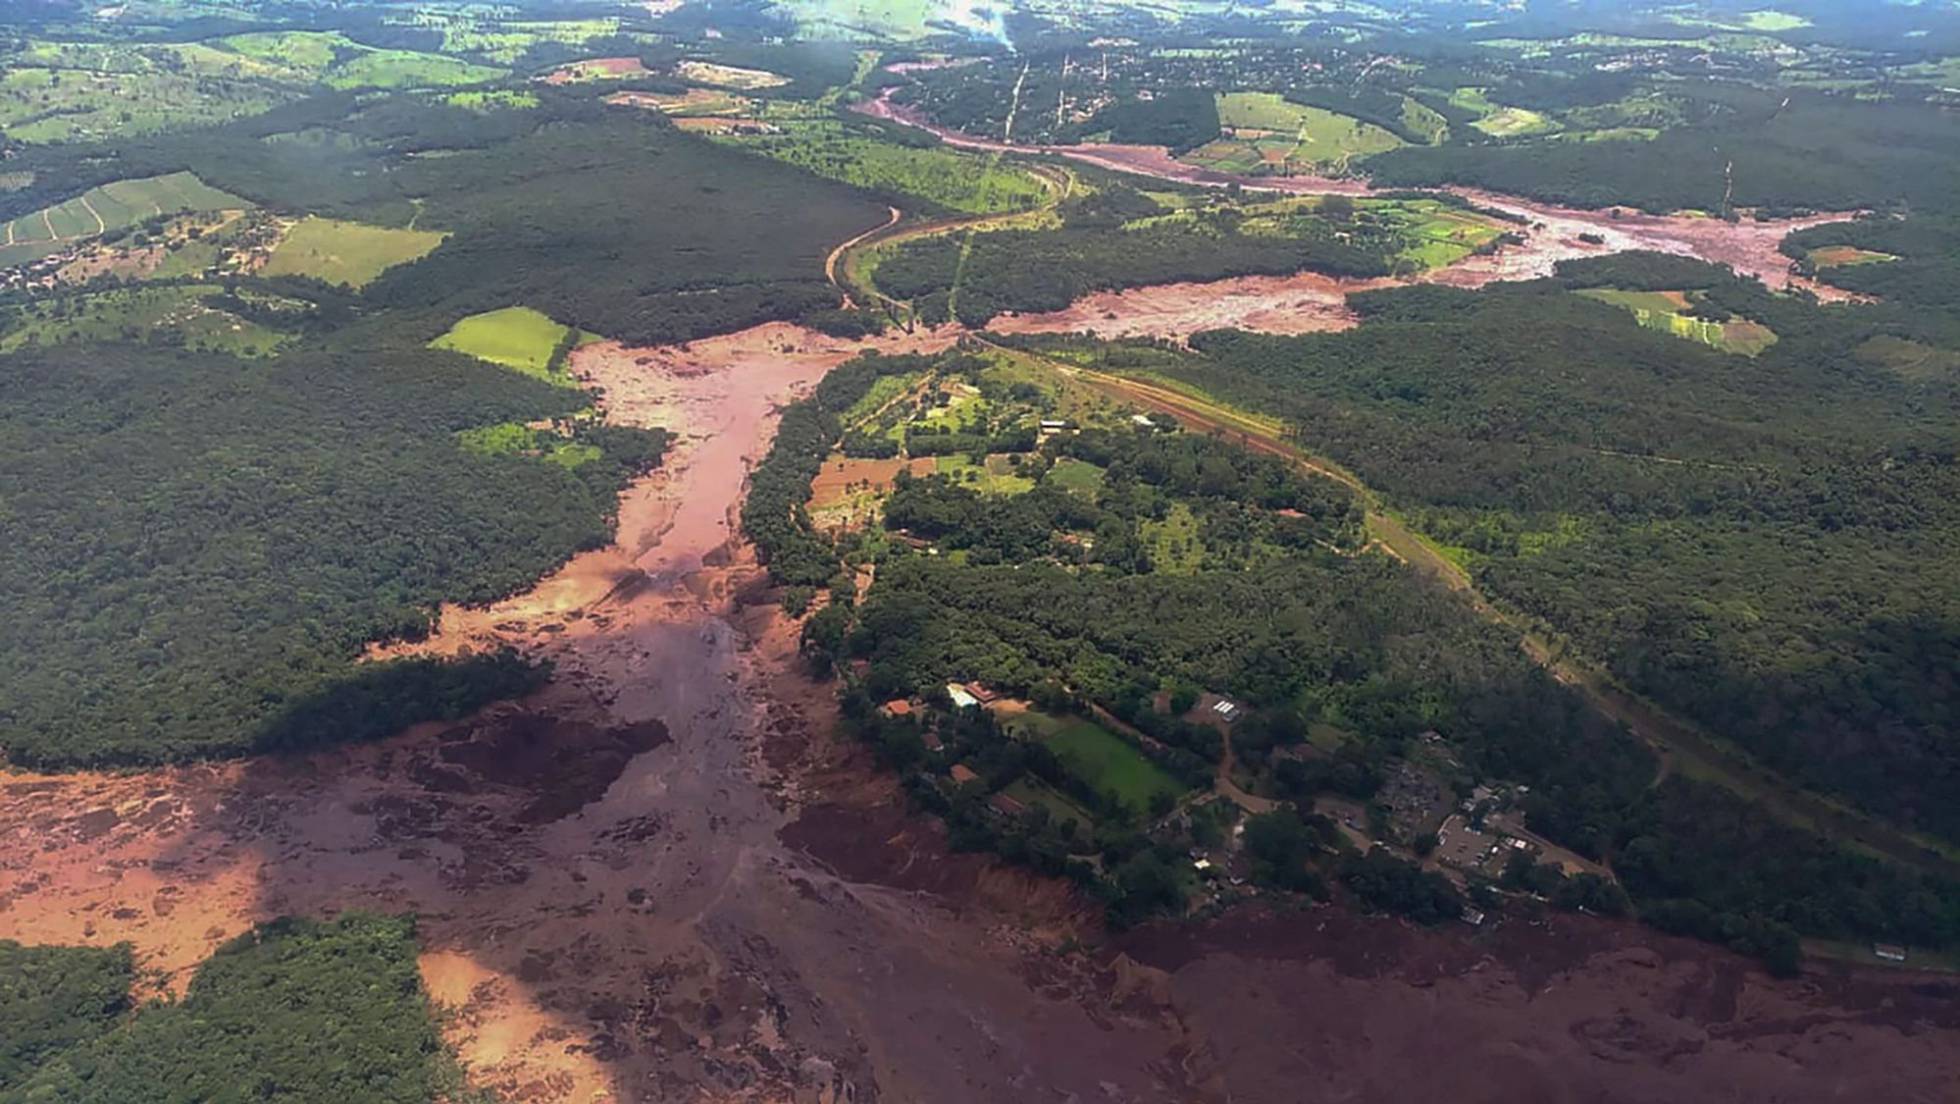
<box><xmin>2</xmin><ymin>915</ymin><xmax>471</xmax><ymax>1104</ymax></box>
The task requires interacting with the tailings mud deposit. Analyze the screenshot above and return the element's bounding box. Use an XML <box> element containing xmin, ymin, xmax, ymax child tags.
<box><xmin>857</xmin><ymin>89</ymin><xmax>1867</xmax><ymax>340</ymax></box>
<box><xmin>3</xmin><ymin>324</ymin><xmax>1951</xmax><ymax>1100</ymax></box>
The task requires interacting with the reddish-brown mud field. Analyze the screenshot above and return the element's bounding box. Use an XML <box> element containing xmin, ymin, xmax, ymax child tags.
<box><xmin>856</xmin><ymin>88</ymin><xmax>1871</xmax><ymax>341</ymax></box>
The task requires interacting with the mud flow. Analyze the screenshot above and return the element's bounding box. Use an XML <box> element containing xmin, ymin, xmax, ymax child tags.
<box><xmin>3</xmin><ymin>303</ymin><xmax>1950</xmax><ymax>1102</ymax></box>
<box><xmin>859</xmin><ymin>88</ymin><xmax>1866</xmax><ymax>342</ymax></box>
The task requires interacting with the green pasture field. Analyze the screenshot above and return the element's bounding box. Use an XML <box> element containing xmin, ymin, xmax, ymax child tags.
<box><xmin>329</xmin><ymin>50</ymin><xmax>507</xmax><ymax>90</ymax></box>
<box><xmin>427</xmin><ymin>16</ymin><xmax>624</xmax><ymax>63</ymax></box>
<box><xmin>1853</xmin><ymin>335</ymin><xmax>1960</xmax><ymax>383</ymax></box>
<box><xmin>217</xmin><ymin>30</ymin><xmax>506</xmax><ymax>89</ymax></box>
<box><xmin>0</xmin><ymin>286</ymin><xmax>289</xmax><ymax>356</ymax></box>
<box><xmin>1194</xmin><ymin>92</ymin><xmax>1403</xmax><ymax>172</ymax></box>
<box><xmin>1002</xmin><ymin>776</ymin><xmax>1098</xmax><ymax>830</ymax></box>
<box><xmin>430</xmin><ymin>305</ymin><xmax>596</xmax><ymax>384</ymax></box>
<box><xmin>1399</xmin><ymin>96</ymin><xmax>1450</xmax><ymax>144</ymax></box>
<box><xmin>1578</xmin><ymin>287</ymin><xmax>1779</xmax><ymax>356</ymax></box>
<box><xmin>1552</xmin><ymin>127</ymin><xmax>1662</xmax><ymax>143</ymax></box>
<box><xmin>1019</xmin><ymin>711</ymin><xmax>1189</xmax><ymax>815</ymax></box>
<box><xmin>933</xmin><ymin>453</ymin><xmax>1036</xmax><ymax>494</ymax></box>
<box><xmin>1045</xmin><ymin>457</ymin><xmax>1105</xmax><ymax>496</ymax></box>
<box><xmin>1807</xmin><ymin>245</ymin><xmax>1896</xmax><ymax>268</ymax></box>
<box><xmin>1227</xmin><ymin>194</ymin><xmax>1504</xmax><ymax>272</ymax></box>
<box><xmin>842</xmin><ymin>370</ymin><xmax>922</xmax><ymax>427</ymax></box>
<box><xmin>0</xmin><ymin>172</ymin><xmax>249</xmax><ymax>269</ymax></box>
<box><xmin>445</xmin><ymin>89</ymin><xmax>540</xmax><ymax>111</ymax></box>
<box><xmin>0</xmin><ymin>65</ymin><xmax>286</xmax><ymax>143</ymax></box>
<box><xmin>777</xmin><ymin>0</ymin><xmax>941</xmax><ymax>39</ymax></box>
<box><xmin>1449</xmin><ymin>87</ymin><xmax>1558</xmax><ymax>137</ymax></box>
<box><xmin>261</xmin><ymin>217</ymin><xmax>446</xmax><ymax>288</ymax></box>
<box><xmin>717</xmin><ymin>115</ymin><xmax>1050</xmax><ymax>215</ymax></box>
<box><xmin>1375</xmin><ymin>199</ymin><xmax>1507</xmax><ymax>269</ymax></box>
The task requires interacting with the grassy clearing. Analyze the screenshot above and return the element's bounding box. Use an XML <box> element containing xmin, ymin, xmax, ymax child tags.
<box><xmin>676</xmin><ymin>60</ymin><xmax>789</xmax><ymax>89</ymax></box>
<box><xmin>1142</xmin><ymin>501</ymin><xmax>1206</xmax><ymax>574</ymax></box>
<box><xmin>1449</xmin><ymin>87</ymin><xmax>1558</xmax><ymax>137</ymax></box>
<box><xmin>1579</xmin><ymin>287</ymin><xmax>1778</xmax><ymax>356</ymax></box>
<box><xmin>1369</xmin><ymin>197</ymin><xmax>1508</xmax><ymax>270</ymax></box>
<box><xmin>329</xmin><ymin>51</ymin><xmax>506</xmax><ymax>90</ymax></box>
<box><xmin>1192</xmin><ymin>92</ymin><xmax>1403</xmax><ymax>173</ymax></box>
<box><xmin>261</xmin><ymin>217</ymin><xmax>445</xmax><ymax>288</ymax></box>
<box><xmin>218</xmin><ymin>31</ymin><xmax>506</xmax><ymax>90</ymax></box>
<box><xmin>429</xmin><ymin>16</ymin><xmax>624</xmax><ymax>63</ymax></box>
<box><xmin>1003</xmin><ymin>776</ymin><xmax>1098</xmax><ymax>830</ymax></box>
<box><xmin>1046</xmin><ymin>457</ymin><xmax>1106</xmax><ymax>496</ymax></box>
<box><xmin>1808</xmin><ymin>245</ymin><xmax>1896</xmax><ymax>268</ymax></box>
<box><xmin>445</xmin><ymin>89</ymin><xmax>540</xmax><ymax>111</ymax></box>
<box><xmin>1017</xmin><ymin>711</ymin><xmax>1187</xmax><ymax>814</ymax></box>
<box><xmin>1852</xmin><ymin>335</ymin><xmax>1960</xmax><ymax>383</ymax></box>
<box><xmin>429</xmin><ymin>306</ymin><xmax>586</xmax><ymax>384</ymax></box>
<box><xmin>607</xmin><ymin>88</ymin><xmax>752</xmax><ymax>117</ymax></box>
<box><xmin>0</xmin><ymin>286</ymin><xmax>289</xmax><ymax>356</ymax></box>
<box><xmin>843</xmin><ymin>370</ymin><xmax>923</xmax><ymax>427</ymax></box>
<box><xmin>2</xmin><ymin>173</ymin><xmax>250</xmax><ymax>268</ymax></box>
<box><xmin>0</xmin><ymin>63</ymin><xmax>287</xmax><ymax>143</ymax></box>
<box><xmin>1400</xmin><ymin>96</ymin><xmax>1450</xmax><ymax>144</ymax></box>
<box><xmin>457</xmin><ymin>421</ymin><xmax>601</xmax><ymax>469</ymax></box>
<box><xmin>934</xmin><ymin>453</ymin><xmax>1037</xmax><ymax>494</ymax></box>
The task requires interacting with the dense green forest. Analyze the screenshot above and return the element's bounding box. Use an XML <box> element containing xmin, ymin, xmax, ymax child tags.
<box><xmin>0</xmin><ymin>340</ymin><xmax>665</xmax><ymax>766</ymax></box>
<box><xmin>1369</xmin><ymin>91</ymin><xmax>1958</xmax><ymax>218</ymax></box>
<box><xmin>1</xmin><ymin>92</ymin><xmax>885</xmax><ymax>345</ymax></box>
<box><xmin>0</xmin><ymin>942</ymin><xmax>132</xmax><ymax>1092</ymax></box>
<box><xmin>1103</xmin><ymin>262</ymin><xmax>1960</xmax><ymax>848</ymax></box>
<box><xmin>754</xmin><ymin>346</ymin><xmax>1960</xmax><ymax>965</ymax></box>
<box><xmin>2</xmin><ymin>916</ymin><xmax>470</xmax><ymax>1104</ymax></box>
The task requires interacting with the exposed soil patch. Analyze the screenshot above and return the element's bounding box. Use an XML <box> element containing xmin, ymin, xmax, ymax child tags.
<box><xmin>807</xmin><ymin>454</ymin><xmax>935</xmax><ymax>510</ymax></box>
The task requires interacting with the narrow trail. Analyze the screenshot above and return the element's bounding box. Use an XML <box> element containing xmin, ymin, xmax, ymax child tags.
<box><xmin>78</xmin><ymin>193</ymin><xmax>105</xmax><ymax>234</ymax></box>
<box><xmin>1002</xmin><ymin>60</ymin><xmax>1030</xmax><ymax>143</ymax></box>
<box><xmin>984</xmin><ymin>338</ymin><xmax>1960</xmax><ymax>882</ymax></box>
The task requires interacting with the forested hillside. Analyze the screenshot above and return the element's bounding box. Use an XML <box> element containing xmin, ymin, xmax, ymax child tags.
<box><xmin>1156</xmin><ymin>265</ymin><xmax>1960</xmax><ymax>844</ymax></box>
<box><xmin>0</xmin><ymin>340</ymin><xmax>665</xmax><ymax>766</ymax></box>
<box><xmin>1</xmin><ymin>916</ymin><xmax>467</xmax><ymax>1104</ymax></box>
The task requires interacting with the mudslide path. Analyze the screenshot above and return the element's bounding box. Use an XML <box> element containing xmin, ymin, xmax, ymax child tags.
<box><xmin>2</xmin><ymin>196</ymin><xmax>1955</xmax><ymax>1104</ymax></box>
<box><xmin>852</xmin><ymin>87</ymin><xmax>1867</xmax><ymax>340</ymax></box>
